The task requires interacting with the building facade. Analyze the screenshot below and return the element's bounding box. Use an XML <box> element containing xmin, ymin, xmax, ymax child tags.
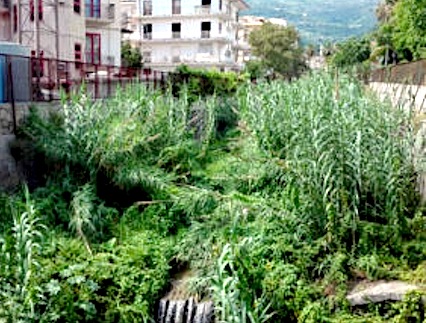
<box><xmin>127</xmin><ymin>0</ymin><xmax>249</xmax><ymax>71</ymax></box>
<box><xmin>0</xmin><ymin>1</ymin><xmax>12</xmax><ymax>42</ymax></box>
<box><xmin>0</xmin><ymin>0</ymin><xmax>121</xmax><ymax>66</ymax></box>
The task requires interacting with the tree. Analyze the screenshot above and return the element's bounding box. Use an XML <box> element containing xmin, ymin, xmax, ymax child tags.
<box><xmin>248</xmin><ymin>23</ymin><xmax>306</xmax><ymax>79</ymax></box>
<box><xmin>374</xmin><ymin>0</ymin><xmax>426</xmax><ymax>62</ymax></box>
<box><xmin>121</xmin><ymin>42</ymin><xmax>143</xmax><ymax>68</ymax></box>
<box><xmin>390</xmin><ymin>0</ymin><xmax>426</xmax><ymax>60</ymax></box>
<box><xmin>330</xmin><ymin>37</ymin><xmax>371</xmax><ymax>68</ymax></box>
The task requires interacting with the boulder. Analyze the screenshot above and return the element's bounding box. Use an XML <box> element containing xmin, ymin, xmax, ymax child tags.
<box><xmin>347</xmin><ymin>281</ymin><xmax>424</xmax><ymax>306</ymax></box>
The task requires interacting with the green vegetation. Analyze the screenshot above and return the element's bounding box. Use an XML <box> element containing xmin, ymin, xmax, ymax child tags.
<box><xmin>170</xmin><ymin>65</ymin><xmax>245</xmax><ymax>102</ymax></box>
<box><xmin>330</xmin><ymin>0</ymin><xmax>426</xmax><ymax>68</ymax></box>
<box><xmin>330</xmin><ymin>37</ymin><xmax>371</xmax><ymax>68</ymax></box>
<box><xmin>121</xmin><ymin>42</ymin><xmax>143</xmax><ymax>68</ymax></box>
<box><xmin>377</xmin><ymin>0</ymin><xmax>426</xmax><ymax>61</ymax></box>
<box><xmin>248</xmin><ymin>23</ymin><xmax>306</xmax><ymax>79</ymax></box>
<box><xmin>0</xmin><ymin>72</ymin><xmax>425</xmax><ymax>321</ymax></box>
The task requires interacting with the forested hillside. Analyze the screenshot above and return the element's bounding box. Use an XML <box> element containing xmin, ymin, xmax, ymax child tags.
<box><xmin>244</xmin><ymin>0</ymin><xmax>379</xmax><ymax>43</ymax></box>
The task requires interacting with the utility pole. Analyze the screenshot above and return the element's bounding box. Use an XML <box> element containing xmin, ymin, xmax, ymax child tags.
<box><xmin>17</xmin><ymin>0</ymin><xmax>22</xmax><ymax>43</ymax></box>
<box><xmin>55</xmin><ymin>0</ymin><xmax>59</xmax><ymax>60</ymax></box>
<box><xmin>34</xmin><ymin>0</ymin><xmax>41</xmax><ymax>98</ymax></box>
<box><xmin>34</xmin><ymin>0</ymin><xmax>40</xmax><ymax>58</ymax></box>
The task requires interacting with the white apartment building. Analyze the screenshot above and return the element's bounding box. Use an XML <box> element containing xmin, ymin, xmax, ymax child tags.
<box><xmin>127</xmin><ymin>0</ymin><xmax>249</xmax><ymax>71</ymax></box>
<box><xmin>0</xmin><ymin>0</ymin><xmax>121</xmax><ymax>66</ymax></box>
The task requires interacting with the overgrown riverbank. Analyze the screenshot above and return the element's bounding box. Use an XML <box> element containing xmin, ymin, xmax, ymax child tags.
<box><xmin>0</xmin><ymin>72</ymin><xmax>425</xmax><ymax>322</ymax></box>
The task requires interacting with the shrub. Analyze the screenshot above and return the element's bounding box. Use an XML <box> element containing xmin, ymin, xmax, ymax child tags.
<box><xmin>169</xmin><ymin>65</ymin><xmax>246</xmax><ymax>102</ymax></box>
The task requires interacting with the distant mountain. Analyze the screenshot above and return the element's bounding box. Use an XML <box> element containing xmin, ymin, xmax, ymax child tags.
<box><xmin>243</xmin><ymin>0</ymin><xmax>379</xmax><ymax>44</ymax></box>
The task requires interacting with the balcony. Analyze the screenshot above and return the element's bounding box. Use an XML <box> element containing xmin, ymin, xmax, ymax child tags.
<box><xmin>138</xmin><ymin>32</ymin><xmax>231</xmax><ymax>44</ymax></box>
<box><xmin>85</xmin><ymin>3</ymin><xmax>115</xmax><ymax>26</ymax></box>
<box><xmin>136</xmin><ymin>5</ymin><xmax>232</xmax><ymax>22</ymax></box>
<box><xmin>195</xmin><ymin>5</ymin><xmax>211</xmax><ymax>14</ymax></box>
<box><xmin>201</xmin><ymin>30</ymin><xmax>210</xmax><ymax>39</ymax></box>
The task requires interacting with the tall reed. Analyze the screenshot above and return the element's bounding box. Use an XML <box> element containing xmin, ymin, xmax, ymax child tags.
<box><xmin>0</xmin><ymin>186</ymin><xmax>43</xmax><ymax>321</ymax></box>
<box><xmin>238</xmin><ymin>72</ymin><xmax>417</xmax><ymax>253</ymax></box>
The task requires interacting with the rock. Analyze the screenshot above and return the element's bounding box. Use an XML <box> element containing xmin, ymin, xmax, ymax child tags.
<box><xmin>347</xmin><ymin>281</ymin><xmax>424</xmax><ymax>306</ymax></box>
<box><xmin>0</xmin><ymin>135</ymin><xmax>20</xmax><ymax>190</ymax></box>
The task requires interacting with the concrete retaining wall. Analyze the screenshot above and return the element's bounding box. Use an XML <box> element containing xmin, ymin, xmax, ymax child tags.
<box><xmin>369</xmin><ymin>82</ymin><xmax>426</xmax><ymax>113</ymax></box>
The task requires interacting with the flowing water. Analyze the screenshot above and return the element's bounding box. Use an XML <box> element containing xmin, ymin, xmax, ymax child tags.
<box><xmin>157</xmin><ymin>269</ymin><xmax>214</xmax><ymax>323</ymax></box>
<box><xmin>157</xmin><ymin>298</ymin><xmax>214</xmax><ymax>323</ymax></box>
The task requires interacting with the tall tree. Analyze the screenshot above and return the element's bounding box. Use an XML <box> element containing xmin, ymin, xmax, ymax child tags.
<box><xmin>248</xmin><ymin>23</ymin><xmax>306</xmax><ymax>79</ymax></box>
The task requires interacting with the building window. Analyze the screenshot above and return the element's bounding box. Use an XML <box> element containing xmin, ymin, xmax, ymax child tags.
<box><xmin>172</xmin><ymin>0</ymin><xmax>181</xmax><ymax>15</ymax></box>
<box><xmin>219</xmin><ymin>0</ymin><xmax>222</xmax><ymax>10</ymax></box>
<box><xmin>85</xmin><ymin>33</ymin><xmax>101</xmax><ymax>64</ymax></box>
<box><xmin>13</xmin><ymin>5</ymin><xmax>18</xmax><ymax>33</ymax></box>
<box><xmin>219</xmin><ymin>23</ymin><xmax>222</xmax><ymax>34</ymax></box>
<box><xmin>201</xmin><ymin>21</ymin><xmax>211</xmax><ymax>38</ymax></box>
<box><xmin>143</xmin><ymin>0</ymin><xmax>152</xmax><ymax>16</ymax></box>
<box><xmin>143</xmin><ymin>24</ymin><xmax>152</xmax><ymax>39</ymax></box>
<box><xmin>202</xmin><ymin>0</ymin><xmax>211</xmax><ymax>6</ymax></box>
<box><xmin>30</xmin><ymin>0</ymin><xmax>43</xmax><ymax>21</ymax></box>
<box><xmin>75</xmin><ymin>43</ymin><xmax>82</xmax><ymax>68</ymax></box>
<box><xmin>172</xmin><ymin>23</ymin><xmax>181</xmax><ymax>39</ymax></box>
<box><xmin>74</xmin><ymin>0</ymin><xmax>81</xmax><ymax>14</ymax></box>
<box><xmin>85</xmin><ymin>0</ymin><xmax>100</xmax><ymax>18</ymax></box>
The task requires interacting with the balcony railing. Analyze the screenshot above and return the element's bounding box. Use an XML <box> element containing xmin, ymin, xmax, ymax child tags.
<box><xmin>172</xmin><ymin>31</ymin><xmax>181</xmax><ymax>39</ymax></box>
<box><xmin>201</xmin><ymin>30</ymin><xmax>210</xmax><ymax>39</ymax></box>
<box><xmin>143</xmin><ymin>32</ymin><xmax>152</xmax><ymax>40</ymax></box>
<box><xmin>195</xmin><ymin>5</ymin><xmax>210</xmax><ymax>14</ymax></box>
<box><xmin>172</xmin><ymin>56</ymin><xmax>181</xmax><ymax>63</ymax></box>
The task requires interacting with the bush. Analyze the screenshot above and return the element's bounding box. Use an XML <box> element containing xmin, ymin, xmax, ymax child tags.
<box><xmin>169</xmin><ymin>65</ymin><xmax>246</xmax><ymax>102</ymax></box>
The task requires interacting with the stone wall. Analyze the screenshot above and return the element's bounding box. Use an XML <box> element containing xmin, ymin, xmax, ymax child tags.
<box><xmin>0</xmin><ymin>104</ymin><xmax>31</xmax><ymax>135</ymax></box>
<box><xmin>0</xmin><ymin>104</ymin><xmax>31</xmax><ymax>190</ymax></box>
<box><xmin>0</xmin><ymin>103</ymin><xmax>61</xmax><ymax>191</ymax></box>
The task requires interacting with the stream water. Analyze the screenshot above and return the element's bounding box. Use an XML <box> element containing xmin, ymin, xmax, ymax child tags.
<box><xmin>157</xmin><ymin>297</ymin><xmax>214</xmax><ymax>323</ymax></box>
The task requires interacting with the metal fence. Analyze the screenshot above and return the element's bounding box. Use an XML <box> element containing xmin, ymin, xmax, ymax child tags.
<box><xmin>0</xmin><ymin>53</ymin><xmax>169</xmax><ymax>103</ymax></box>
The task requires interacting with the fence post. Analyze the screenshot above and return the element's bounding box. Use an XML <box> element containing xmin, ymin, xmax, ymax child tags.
<box><xmin>94</xmin><ymin>64</ymin><xmax>99</xmax><ymax>99</ymax></box>
<box><xmin>107</xmin><ymin>66</ymin><xmax>111</xmax><ymax>97</ymax></box>
<box><xmin>161</xmin><ymin>72</ymin><xmax>165</xmax><ymax>88</ymax></box>
<box><xmin>48</xmin><ymin>59</ymin><xmax>53</xmax><ymax>101</ymax></box>
<box><xmin>7</xmin><ymin>61</ymin><xmax>17</xmax><ymax>134</ymax></box>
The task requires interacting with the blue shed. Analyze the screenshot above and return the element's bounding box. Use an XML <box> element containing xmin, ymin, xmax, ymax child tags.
<box><xmin>0</xmin><ymin>42</ymin><xmax>31</xmax><ymax>103</ymax></box>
